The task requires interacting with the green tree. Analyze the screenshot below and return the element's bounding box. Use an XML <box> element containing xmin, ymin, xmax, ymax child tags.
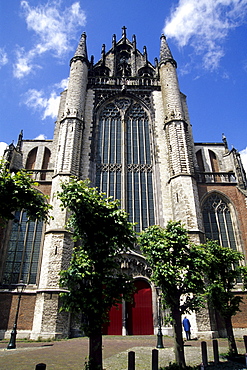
<box><xmin>58</xmin><ymin>179</ymin><xmax>136</xmax><ymax>370</ymax></box>
<box><xmin>139</xmin><ymin>221</ymin><xmax>207</xmax><ymax>369</ymax></box>
<box><xmin>0</xmin><ymin>159</ymin><xmax>51</xmax><ymax>223</ymax></box>
<box><xmin>204</xmin><ymin>240</ymin><xmax>247</xmax><ymax>356</ymax></box>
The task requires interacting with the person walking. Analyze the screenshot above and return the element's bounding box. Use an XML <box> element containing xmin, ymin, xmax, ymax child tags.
<box><xmin>182</xmin><ymin>316</ymin><xmax>191</xmax><ymax>340</ymax></box>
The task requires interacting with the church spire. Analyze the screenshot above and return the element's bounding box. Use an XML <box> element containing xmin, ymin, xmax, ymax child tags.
<box><xmin>160</xmin><ymin>34</ymin><xmax>176</xmax><ymax>67</ymax></box>
<box><xmin>71</xmin><ymin>32</ymin><xmax>88</xmax><ymax>65</ymax></box>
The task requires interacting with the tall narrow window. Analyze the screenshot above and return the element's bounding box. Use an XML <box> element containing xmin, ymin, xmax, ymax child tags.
<box><xmin>202</xmin><ymin>194</ymin><xmax>237</xmax><ymax>250</ymax></box>
<box><xmin>3</xmin><ymin>211</ymin><xmax>43</xmax><ymax>285</ymax></box>
<box><xmin>41</xmin><ymin>147</ymin><xmax>51</xmax><ymax>180</ymax></box>
<box><xmin>126</xmin><ymin>103</ymin><xmax>154</xmax><ymax>232</ymax></box>
<box><xmin>196</xmin><ymin>150</ymin><xmax>205</xmax><ymax>172</ymax></box>
<box><xmin>209</xmin><ymin>150</ymin><xmax>219</xmax><ymax>172</ymax></box>
<box><xmin>26</xmin><ymin>147</ymin><xmax>38</xmax><ymax>170</ymax></box>
<box><xmin>96</xmin><ymin>103</ymin><xmax>122</xmax><ymax>200</ymax></box>
<box><xmin>95</xmin><ymin>99</ymin><xmax>155</xmax><ymax>232</ymax></box>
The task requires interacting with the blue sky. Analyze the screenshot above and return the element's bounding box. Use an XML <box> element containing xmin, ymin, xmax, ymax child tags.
<box><xmin>0</xmin><ymin>0</ymin><xmax>247</xmax><ymax>169</ymax></box>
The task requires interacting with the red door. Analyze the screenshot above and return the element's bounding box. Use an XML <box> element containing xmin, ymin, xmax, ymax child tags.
<box><xmin>127</xmin><ymin>280</ymin><xmax>153</xmax><ymax>335</ymax></box>
<box><xmin>102</xmin><ymin>303</ymin><xmax>122</xmax><ymax>335</ymax></box>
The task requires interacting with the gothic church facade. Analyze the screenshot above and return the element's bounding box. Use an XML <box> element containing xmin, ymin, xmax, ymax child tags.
<box><xmin>1</xmin><ymin>28</ymin><xmax>247</xmax><ymax>339</ymax></box>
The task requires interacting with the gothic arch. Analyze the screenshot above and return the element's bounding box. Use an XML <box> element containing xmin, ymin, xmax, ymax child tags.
<box><xmin>201</xmin><ymin>191</ymin><xmax>243</xmax><ymax>254</ymax></box>
<box><xmin>209</xmin><ymin>149</ymin><xmax>219</xmax><ymax>172</ymax></box>
<box><xmin>127</xmin><ymin>278</ymin><xmax>153</xmax><ymax>335</ymax></box>
<box><xmin>41</xmin><ymin>147</ymin><xmax>51</xmax><ymax>180</ymax></box>
<box><xmin>94</xmin><ymin>91</ymin><xmax>152</xmax><ymax>114</ymax></box>
<box><xmin>26</xmin><ymin>147</ymin><xmax>38</xmax><ymax>170</ymax></box>
<box><xmin>196</xmin><ymin>149</ymin><xmax>205</xmax><ymax>172</ymax></box>
<box><xmin>138</xmin><ymin>66</ymin><xmax>154</xmax><ymax>78</ymax></box>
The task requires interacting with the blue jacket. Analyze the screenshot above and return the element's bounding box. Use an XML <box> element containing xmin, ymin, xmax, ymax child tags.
<box><xmin>183</xmin><ymin>318</ymin><xmax>191</xmax><ymax>331</ymax></box>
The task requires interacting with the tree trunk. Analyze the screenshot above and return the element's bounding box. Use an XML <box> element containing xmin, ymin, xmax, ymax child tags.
<box><xmin>89</xmin><ymin>331</ymin><xmax>103</xmax><ymax>370</ymax></box>
<box><xmin>172</xmin><ymin>307</ymin><xmax>186</xmax><ymax>369</ymax></box>
<box><xmin>224</xmin><ymin>315</ymin><xmax>238</xmax><ymax>356</ymax></box>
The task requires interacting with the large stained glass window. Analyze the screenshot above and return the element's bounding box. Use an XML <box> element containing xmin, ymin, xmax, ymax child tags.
<box><xmin>202</xmin><ymin>194</ymin><xmax>237</xmax><ymax>250</ymax></box>
<box><xmin>96</xmin><ymin>99</ymin><xmax>155</xmax><ymax>232</ymax></box>
<box><xmin>3</xmin><ymin>211</ymin><xmax>43</xmax><ymax>285</ymax></box>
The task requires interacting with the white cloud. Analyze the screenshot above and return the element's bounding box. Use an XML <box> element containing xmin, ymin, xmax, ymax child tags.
<box><xmin>24</xmin><ymin>88</ymin><xmax>60</xmax><ymax>120</ymax></box>
<box><xmin>14</xmin><ymin>1</ymin><xmax>86</xmax><ymax>78</ymax></box>
<box><xmin>164</xmin><ymin>0</ymin><xmax>247</xmax><ymax>70</ymax></box>
<box><xmin>23</xmin><ymin>78</ymin><xmax>68</xmax><ymax>119</ymax></box>
<box><xmin>13</xmin><ymin>47</ymin><xmax>37</xmax><ymax>78</ymax></box>
<box><xmin>43</xmin><ymin>92</ymin><xmax>61</xmax><ymax>120</ymax></box>
<box><xmin>54</xmin><ymin>78</ymin><xmax>68</xmax><ymax>90</ymax></box>
<box><xmin>33</xmin><ymin>134</ymin><xmax>47</xmax><ymax>140</ymax></box>
<box><xmin>0</xmin><ymin>142</ymin><xmax>8</xmax><ymax>157</ymax></box>
<box><xmin>240</xmin><ymin>147</ymin><xmax>247</xmax><ymax>174</ymax></box>
<box><xmin>0</xmin><ymin>48</ymin><xmax>8</xmax><ymax>67</ymax></box>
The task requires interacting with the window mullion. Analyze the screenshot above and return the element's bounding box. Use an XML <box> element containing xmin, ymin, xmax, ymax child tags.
<box><xmin>138</xmin><ymin>171</ymin><xmax>142</xmax><ymax>230</ymax></box>
<box><xmin>143</xmin><ymin>118</ymin><xmax>146</xmax><ymax>164</ymax></box>
<box><xmin>20</xmin><ymin>216</ymin><xmax>29</xmax><ymax>282</ymax></box>
<box><xmin>208</xmin><ymin>211</ymin><xmax>213</xmax><ymax>239</ymax></box>
<box><xmin>28</xmin><ymin>219</ymin><xmax>38</xmax><ymax>284</ymax></box>
<box><xmin>146</xmin><ymin>172</ymin><xmax>150</xmax><ymax>227</ymax></box>
<box><xmin>223</xmin><ymin>210</ymin><xmax>231</xmax><ymax>249</ymax></box>
<box><xmin>215</xmin><ymin>209</ymin><xmax>223</xmax><ymax>246</ymax></box>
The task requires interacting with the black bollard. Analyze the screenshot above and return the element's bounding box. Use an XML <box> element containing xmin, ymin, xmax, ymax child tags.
<box><xmin>201</xmin><ymin>341</ymin><xmax>208</xmax><ymax>367</ymax></box>
<box><xmin>213</xmin><ymin>339</ymin><xmax>219</xmax><ymax>364</ymax></box>
<box><xmin>128</xmin><ymin>351</ymin><xmax>135</xmax><ymax>370</ymax></box>
<box><xmin>35</xmin><ymin>364</ymin><xmax>46</xmax><ymax>370</ymax></box>
<box><xmin>152</xmin><ymin>349</ymin><xmax>159</xmax><ymax>370</ymax></box>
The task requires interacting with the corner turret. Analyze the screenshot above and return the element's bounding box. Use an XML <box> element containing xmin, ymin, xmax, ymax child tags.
<box><xmin>70</xmin><ymin>32</ymin><xmax>88</xmax><ymax>65</ymax></box>
<box><xmin>55</xmin><ymin>32</ymin><xmax>89</xmax><ymax>175</ymax></box>
<box><xmin>160</xmin><ymin>34</ymin><xmax>177</xmax><ymax>67</ymax></box>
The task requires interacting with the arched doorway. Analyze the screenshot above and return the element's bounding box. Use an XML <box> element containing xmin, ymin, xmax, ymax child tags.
<box><xmin>127</xmin><ymin>280</ymin><xmax>153</xmax><ymax>335</ymax></box>
<box><xmin>102</xmin><ymin>279</ymin><xmax>153</xmax><ymax>335</ymax></box>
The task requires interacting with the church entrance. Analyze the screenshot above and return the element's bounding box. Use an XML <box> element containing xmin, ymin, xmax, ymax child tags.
<box><xmin>127</xmin><ymin>280</ymin><xmax>153</xmax><ymax>335</ymax></box>
<box><xmin>102</xmin><ymin>280</ymin><xmax>153</xmax><ymax>335</ymax></box>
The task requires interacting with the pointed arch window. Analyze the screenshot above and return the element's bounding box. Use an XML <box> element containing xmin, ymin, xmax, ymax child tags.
<box><xmin>41</xmin><ymin>147</ymin><xmax>51</xmax><ymax>180</ymax></box>
<box><xmin>26</xmin><ymin>147</ymin><xmax>38</xmax><ymax>170</ymax></box>
<box><xmin>209</xmin><ymin>150</ymin><xmax>219</xmax><ymax>173</ymax></box>
<box><xmin>196</xmin><ymin>150</ymin><xmax>205</xmax><ymax>172</ymax></box>
<box><xmin>202</xmin><ymin>194</ymin><xmax>237</xmax><ymax>250</ymax></box>
<box><xmin>95</xmin><ymin>99</ymin><xmax>155</xmax><ymax>232</ymax></box>
<box><xmin>3</xmin><ymin>211</ymin><xmax>43</xmax><ymax>285</ymax></box>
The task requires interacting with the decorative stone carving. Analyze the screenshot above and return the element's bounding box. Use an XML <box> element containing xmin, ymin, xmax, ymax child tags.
<box><xmin>117</xmin><ymin>253</ymin><xmax>152</xmax><ymax>279</ymax></box>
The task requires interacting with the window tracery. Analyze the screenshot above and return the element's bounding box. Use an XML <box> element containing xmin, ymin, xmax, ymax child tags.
<box><xmin>202</xmin><ymin>194</ymin><xmax>237</xmax><ymax>250</ymax></box>
<box><xmin>95</xmin><ymin>100</ymin><xmax>155</xmax><ymax>232</ymax></box>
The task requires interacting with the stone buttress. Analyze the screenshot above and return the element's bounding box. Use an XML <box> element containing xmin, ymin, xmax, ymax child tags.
<box><xmin>31</xmin><ymin>34</ymin><xmax>89</xmax><ymax>339</ymax></box>
<box><xmin>159</xmin><ymin>35</ymin><xmax>204</xmax><ymax>243</ymax></box>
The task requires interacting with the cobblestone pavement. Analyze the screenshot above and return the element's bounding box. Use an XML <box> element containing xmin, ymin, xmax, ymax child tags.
<box><xmin>0</xmin><ymin>336</ymin><xmax>246</xmax><ymax>369</ymax></box>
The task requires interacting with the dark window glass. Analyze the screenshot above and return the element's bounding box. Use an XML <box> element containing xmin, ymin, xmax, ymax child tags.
<box><xmin>202</xmin><ymin>194</ymin><xmax>237</xmax><ymax>250</ymax></box>
<box><xmin>96</xmin><ymin>100</ymin><xmax>155</xmax><ymax>231</ymax></box>
<box><xmin>3</xmin><ymin>211</ymin><xmax>43</xmax><ymax>285</ymax></box>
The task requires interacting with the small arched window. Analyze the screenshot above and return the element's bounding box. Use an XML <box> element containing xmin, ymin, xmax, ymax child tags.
<box><xmin>209</xmin><ymin>150</ymin><xmax>219</xmax><ymax>172</ymax></box>
<box><xmin>41</xmin><ymin>147</ymin><xmax>51</xmax><ymax>180</ymax></box>
<box><xmin>196</xmin><ymin>150</ymin><xmax>205</xmax><ymax>172</ymax></box>
<box><xmin>202</xmin><ymin>193</ymin><xmax>237</xmax><ymax>250</ymax></box>
<box><xmin>26</xmin><ymin>147</ymin><xmax>38</xmax><ymax>170</ymax></box>
<box><xmin>3</xmin><ymin>210</ymin><xmax>43</xmax><ymax>285</ymax></box>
